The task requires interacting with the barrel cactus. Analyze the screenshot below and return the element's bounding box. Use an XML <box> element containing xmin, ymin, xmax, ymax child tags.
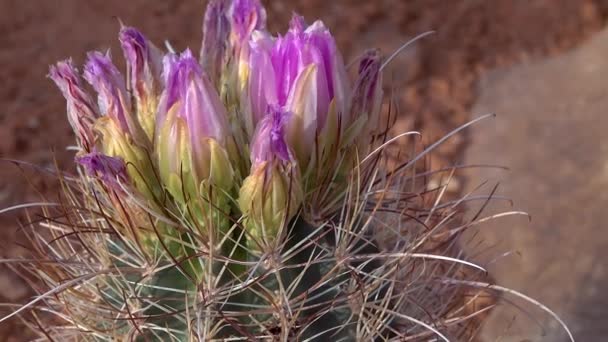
<box><xmin>2</xmin><ymin>0</ymin><xmax>573</xmax><ymax>341</ymax></box>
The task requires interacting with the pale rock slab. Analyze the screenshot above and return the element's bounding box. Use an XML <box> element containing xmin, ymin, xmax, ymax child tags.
<box><xmin>463</xmin><ymin>28</ymin><xmax>608</xmax><ymax>341</ymax></box>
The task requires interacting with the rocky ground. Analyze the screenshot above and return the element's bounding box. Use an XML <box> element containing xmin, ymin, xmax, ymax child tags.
<box><xmin>1</xmin><ymin>0</ymin><xmax>607</xmax><ymax>340</ymax></box>
<box><xmin>465</xmin><ymin>27</ymin><xmax>608</xmax><ymax>341</ymax></box>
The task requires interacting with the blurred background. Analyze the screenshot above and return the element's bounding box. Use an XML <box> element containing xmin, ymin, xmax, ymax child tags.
<box><xmin>1</xmin><ymin>0</ymin><xmax>608</xmax><ymax>340</ymax></box>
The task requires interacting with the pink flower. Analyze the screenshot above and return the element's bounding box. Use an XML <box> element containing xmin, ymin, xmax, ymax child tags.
<box><xmin>156</xmin><ymin>50</ymin><xmax>234</xmax><ymax>199</ymax></box>
<box><xmin>246</xmin><ymin>15</ymin><xmax>350</xmax><ymax>169</ymax></box>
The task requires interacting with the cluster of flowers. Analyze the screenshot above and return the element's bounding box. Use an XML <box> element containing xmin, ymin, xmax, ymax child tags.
<box><xmin>49</xmin><ymin>0</ymin><xmax>383</xmax><ymax>252</ymax></box>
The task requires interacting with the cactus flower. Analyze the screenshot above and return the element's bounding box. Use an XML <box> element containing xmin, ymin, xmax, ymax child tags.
<box><xmin>244</xmin><ymin>15</ymin><xmax>350</xmax><ymax>172</ymax></box>
<box><xmin>156</xmin><ymin>50</ymin><xmax>234</xmax><ymax>217</ymax></box>
<box><xmin>48</xmin><ymin>60</ymin><xmax>98</xmax><ymax>151</ymax></box>
<box><xmin>37</xmin><ymin>2</ymin><xmax>518</xmax><ymax>340</ymax></box>
<box><xmin>119</xmin><ymin>27</ymin><xmax>163</xmax><ymax>141</ymax></box>
<box><xmin>239</xmin><ymin>109</ymin><xmax>301</xmax><ymax>251</ymax></box>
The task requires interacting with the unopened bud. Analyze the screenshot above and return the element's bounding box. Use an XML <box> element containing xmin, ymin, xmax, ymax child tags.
<box><xmin>239</xmin><ymin>110</ymin><xmax>301</xmax><ymax>252</ymax></box>
<box><xmin>157</xmin><ymin>50</ymin><xmax>235</xmax><ymax>217</ymax></box>
<box><xmin>119</xmin><ymin>27</ymin><xmax>163</xmax><ymax>141</ymax></box>
<box><xmin>351</xmin><ymin>49</ymin><xmax>382</xmax><ymax>137</ymax></box>
<box><xmin>76</xmin><ymin>152</ymin><xmax>129</xmax><ymax>190</ymax></box>
<box><xmin>48</xmin><ymin>60</ymin><xmax>98</xmax><ymax>151</ymax></box>
<box><xmin>84</xmin><ymin>50</ymin><xmax>149</xmax><ymax>147</ymax></box>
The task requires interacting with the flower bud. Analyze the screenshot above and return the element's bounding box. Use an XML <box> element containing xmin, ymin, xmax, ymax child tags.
<box><xmin>76</xmin><ymin>152</ymin><xmax>128</xmax><ymax>190</ymax></box>
<box><xmin>76</xmin><ymin>151</ymin><xmax>164</xmax><ymax>259</ymax></box>
<box><xmin>223</xmin><ymin>0</ymin><xmax>267</xmax><ymax>97</ymax></box>
<box><xmin>244</xmin><ymin>32</ymin><xmax>276</xmax><ymax>137</ymax></box>
<box><xmin>200</xmin><ymin>0</ymin><xmax>230</xmax><ymax>88</ymax></box>
<box><xmin>238</xmin><ymin>109</ymin><xmax>301</xmax><ymax>252</ymax></box>
<box><xmin>350</xmin><ymin>49</ymin><xmax>383</xmax><ymax>141</ymax></box>
<box><xmin>84</xmin><ymin>51</ymin><xmax>149</xmax><ymax>147</ymax></box>
<box><xmin>249</xmin><ymin>107</ymin><xmax>293</xmax><ymax>167</ymax></box>
<box><xmin>245</xmin><ymin>15</ymin><xmax>350</xmax><ymax>171</ymax></box>
<box><xmin>156</xmin><ymin>50</ymin><xmax>234</xmax><ymax>216</ymax></box>
<box><xmin>94</xmin><ymin>117</ymin><xmax>159</xmax><ymax>200</ymax></box>
<box><xmin>119</xmin><ymin>27</ymin><xmax>163</xmax><ymax>141</ymax></box>
<box><xmin>48</xmin><ymin>60</ymin><xmax>98</xmax><ymax>151</ymax></box>
<box><xmin>229</xmin><ymin>0</ymin><xmax>266</xmax><ymax>46</ymax></box>
<box><xmin>84</xmin><ymin>51</ymin><xmax>157</xmax><ymax>199</ymax></box>
<box><xmin>218</xmin><ymin>0</ymin><xmax>268</xmax><ymax>157</ymax></box>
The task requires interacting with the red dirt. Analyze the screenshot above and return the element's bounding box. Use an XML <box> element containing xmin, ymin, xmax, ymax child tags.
<box><xmin>0</xmin><ymin>0</ymin><xmax>606</xmax><ymax>339</ymax></box>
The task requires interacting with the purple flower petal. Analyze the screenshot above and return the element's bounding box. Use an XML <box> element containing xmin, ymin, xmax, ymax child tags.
<box><xmin>160</xmin><ymin>49</ymin><xmax>228</xmax><ymax>142</ymax></box>
<box><xmin>76</xmin><ymin>152</ymin><xmax>128</xmax><ymax>188</ymax></box>
<box><xmin>246</xmin><ymin>13</ymin><xmax>348</xmax><ymax>140</ymax></box>
<box><xmin>288</xmin><ymin>14</ymin><xmax>306</xmax><ymax>34</ymax></box>
<box><xmin>200</xmin><ymin>0</ymin><xmax>230</xmax><ymax>86</ymax></box>
<box><xmin>351</xmin><ymin>49</ymin><xmax>382</xmax><ymax>124</ymax></box>
<box><xmin>248</xmin><ymin>37</ymin><xmax>277</xmax><ymax>126</ymax></box>
<box><xmin>161</xmin><ymin>51</ymin><xmax>197</xmax><ymax>113</ymax></box>
<box><xmin>119</xmin><ymin>27</ymin><xmax>163</xmax><ymax>104</ymax></box>
<box><xmin>229</xmin><ymin>0</ymin><xmax>267</xmax><ymax>43</ymax></box>
<box><xmin>49</xmin><ymin>59</ymin><xmax>98</xmax><ymax>150</ymax></box>
<box><xmin>83</xmin><ymin>51</ymin><xmax>132</xmax><ymax>133</ymax></box>
<box><xmin>242</xmin><ymin>14</ymin><xmax>351</xmax><ymax>171</ymax></box>
<box><xmin>305</xmin><ymin>20</ymin><xmax>350</xmax><ymax>119</ymax></box>
<box><xmin>157</xmin><ymin>49</ymin><xmax>231</xmax><ymax>180</ymax></box>
<box><xmin>250</xmin><ymin>107</ymin><xmax>293</xmax><ymax>168</ymax></box>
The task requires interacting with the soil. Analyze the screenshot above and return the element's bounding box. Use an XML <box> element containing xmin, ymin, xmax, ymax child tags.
<box><xmin>0</xmin><ymin>0</ymin><xmax>606</xmax><ymax>340</ymax></box>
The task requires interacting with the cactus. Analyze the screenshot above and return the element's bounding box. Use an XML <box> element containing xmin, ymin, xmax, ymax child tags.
<box><xmin>2</xmin><ymin>1</ymin><xmax>574</xmax><ymax>341</ymax></box>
